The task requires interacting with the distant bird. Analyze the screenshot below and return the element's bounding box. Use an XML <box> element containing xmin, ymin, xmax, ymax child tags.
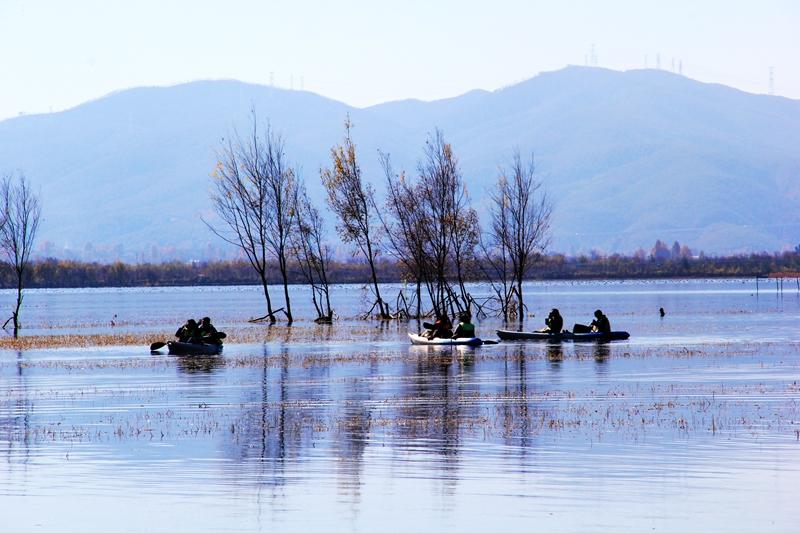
<box><xmin>659</xmin><ymin>307</ymin><xmax>665</xmax><ymax>317</ymax></box>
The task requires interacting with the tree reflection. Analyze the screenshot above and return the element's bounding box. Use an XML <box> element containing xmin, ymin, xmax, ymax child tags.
<box><xmin>0</xmin><ymin>351</ymin><xmax>31</xmax><ymax>468</ymax></box>
<box><xmin>395</xmin><ymin>347</ymin><xmax>466</xmax><ymax>501</ymax></box>
<box><xmin>333</xmin><ymin>352</ymin><xmax>377</xmax><ymax>516</ymax></box>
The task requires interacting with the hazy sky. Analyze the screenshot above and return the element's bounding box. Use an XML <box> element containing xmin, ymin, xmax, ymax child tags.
<box><xmin>0</xmin><ymin>0</ymin><xmax>797</xmax><ymax>120</ymax></box>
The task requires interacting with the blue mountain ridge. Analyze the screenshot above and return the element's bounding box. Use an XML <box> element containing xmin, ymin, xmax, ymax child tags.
<box><xmin>0</xmin><ymin>66</ymin><xmax>798</xmax><ymax>261</ymax></box>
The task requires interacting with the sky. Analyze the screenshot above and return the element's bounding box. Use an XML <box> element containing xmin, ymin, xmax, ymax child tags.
<box><xmin>0</xmin><ymin>0</ymin><xmax>798</xmax><ymax>120</ymax></box>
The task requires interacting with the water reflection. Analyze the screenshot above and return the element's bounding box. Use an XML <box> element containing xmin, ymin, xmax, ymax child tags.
<box><xmin>1</xmin><ymin>351</ymin><xmax>32</xmax><ymax>468</ymax></box>
<box><xmin>501</xmin><ymin>346</ymin><xmax>535</xmax><ymax>448</ymax></box>
<box><xmin>594</xmin><ymin>342</ymin><xmax>610</xmax><ymax>361</ymax></box>
<box><xmin>175</xmin><ymin>354</ymin><xmax>225</xmax><ymax>374</ymax></box>
<box><xmin>2</xmin><ymin>299</ymin><xmax>800</xmax><ymax>531</ymax></box>
<box><xmin>546</xmin><ymin>343</ymin><xmax>564</xmax><ymax>364</ymax></box>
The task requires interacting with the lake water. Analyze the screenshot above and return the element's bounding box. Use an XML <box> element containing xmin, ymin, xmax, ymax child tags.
<box><xmin>1</xmin><ymin>279</ymin><xmax>799</xmax><ymax>532</ymax></box>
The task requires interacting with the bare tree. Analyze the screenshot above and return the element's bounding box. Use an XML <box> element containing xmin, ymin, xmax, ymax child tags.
<box><xmin>379</xmin><ymin>152</ymin><xmax>428</xmax><ymax>318</ymax></box>
<box><xmin>379</xmin><ymin>132</ymin><xmax>479</xmax><ymax>319</ymax></box>
<box><xmin>0</xmin><ymin>174</ymin><xmax>41</xmax><ymax>338</ymax></box>
<box><xmin>207</xmin><ymin>114</ymin><xmax>297</xmax><ymax>324</ymax></box>
<box><xmin>415</xmin><ymin>129</ymin><xmax>479</xmax><ymax>316</ymax></box>
<box><xmin>485</xmin><ymin>151</ymin><xmax>552</xmax><ymax>322</ymax></box>
<box><xmin>261</xmin><ymin>130</ymin><xmax>297</xmax><ymax>324</ymax></box>
<box><xmin>321</xmin><ymin>118</ymin><xmax>389</xmax><ymax>319</ymax></box>
<box><xmin>292</xmin><ymin>183</ymin><xmax>334</xmax><ymax>322</ymax></box>
<box><xmin>481</xmin><ymin>180</ymin><xmax>516</xmax><ymax>321</ymax></box>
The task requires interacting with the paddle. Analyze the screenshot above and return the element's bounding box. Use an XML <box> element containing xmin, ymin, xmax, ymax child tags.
<box><xmin>150</xmin><ymin>341</ymin><xmax>167</xmax><ymax>351</ymax></box>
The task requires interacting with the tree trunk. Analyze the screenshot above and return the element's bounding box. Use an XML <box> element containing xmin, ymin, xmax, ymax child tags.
<box><xmin>260</xmin><ymin>271</ymin><xmax>276</xmax><ymax>324</ymax></box>
<box><xmin>278</xmin><ymin>255</ymin><xmax>293</xmax><ymax>325</ymax></box>
<box><xmin>416</xmin><ymin>278</ymin><xmax>421</xmax><ymax>319</ymax></box>
<box><xmin>516</xmin><ymin>278</ymin><xmax>524</xmax><ymax>324</ymax></box>
<box><xmin>324</xmin><ymin>286</ymin><xmax>332</xmax><ymax>320</ymax></box>
<box><xmin>13</xmin><ymin>270</ymin><xmax>23</xmax><ymax>338</ymax></box>
<box><xmin>365</xmin><ymin>240</ymin><xmax>388</xmax><ymax>319</ymax></box>
<box><xmin>310</xmin><ymin>286</ymin><xmax>322</xmax><ymax>319</ymax></box>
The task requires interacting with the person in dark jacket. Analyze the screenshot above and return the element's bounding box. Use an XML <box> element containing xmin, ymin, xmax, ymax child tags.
<box><xmin>175</xmin><ymin>319</ymin><xmax>200</xmax><ymax>343</ymax></box>
<box><xmin>544</xmin><ymin>308</ymin><xmax>564</xmax><ymax>334</ymax></box>
<box><xmin>590</xmin><ymin>309</ymin><xmax>611</xmax><ymax>333</ymax></box>
<box><xmin>422</xmin><ymin>314</ymin><xmax>453</xmax><ymax>339</ymax></box>
<box><xmin>452</xmin><ymin>311</ymin><xmax>475</xmax><ymax>339</ymax></box>
<box><xmin>197</xmin><ymin>316</ymin><xmax>221</xmax><ymax>344</ymax></box>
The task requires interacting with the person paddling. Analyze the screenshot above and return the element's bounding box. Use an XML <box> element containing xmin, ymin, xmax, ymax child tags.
<box><xmin>590</xmin><ymin>309</ymin><xmax>611</xmax><ymax>333</ymax></box>
<box><xmin>175</xmin><ymin>319</ymin><xmax>200</xmax><ymax>343</ymax></box>
<box><xmin>543</xmin><ymin>308</ymin><xmax>564</xmax><ymax>334</ymax></box>
<box><xmin>422</xmin><ymin>313</ymin><xmax>453</xmax><ymax>339</ymax></box>
<box><xmin>198</xmin><ymin>316</ymin><xmax>221</xmax><ymax>344</ymax></box>
<box><xmin>452</xmin><ymin>311</ymin><xmax>475</xmax><ymax>339</ymax></box>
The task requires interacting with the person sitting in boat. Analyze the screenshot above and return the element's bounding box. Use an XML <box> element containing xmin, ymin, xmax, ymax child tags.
<box><xmin>544</xmin><ymin>308</ymin><xmax>563</xmax><ymax>334</ymax></box>
<box><xmin>590</xmin><ymin>309</ymin><xmax>611</xmax><ymax>334</ymax></box>
<box><xmin>422</xmin><ymin>313</ymin><xmax>453</xmax><ymax>339</ymax></box>
<box><xmin>198</xmin><ymin>316</ymin><xmax>221</xmax><ymax>344</ymax></box>
<box><xmin>452</xmin><ymin>311</ymin><xmax>475</xmax><ymax>339</ymax></box>
<box><xmin>175</xmin><ymin>319</ymin><xmax>200</xmax><ymax>343</ymax></box>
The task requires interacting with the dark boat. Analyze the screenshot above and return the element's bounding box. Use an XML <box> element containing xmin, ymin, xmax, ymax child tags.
<box><xmin>496</xmin><ymin>330</ymin><xmax>630</xmax><ymax>342</ymax></box>
<box><xmin>167</xmin><ymin>341</ymin><xmax>223</xmax><ymax>355</ymax></box>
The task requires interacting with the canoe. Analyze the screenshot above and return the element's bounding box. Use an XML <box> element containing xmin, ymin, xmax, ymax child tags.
<box><xmin>408</xmin><ymin>333</ymin><xmax>483</xmax><ymax>346</ymax></box>
<box><xmin>496</xmin><ymin>330</ymin><xmax>630</xmax><ymax>342</ymax></box>
<box><xmin>167</xmin><ymin>341</ymin><xmax>223</xmax><ymax>355</ymax></box>
<box><xmin>497</xmin><ymin>330</ymin><xmax>571</xmax><ymax>341</ymax></box>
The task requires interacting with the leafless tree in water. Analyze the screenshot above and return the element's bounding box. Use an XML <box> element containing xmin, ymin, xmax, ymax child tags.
<box><xmin>292</xmin><ymin>183</ymin><xmax>334</xmax><ymax>322</ymax></box>
<box><xmin>206</xmin><ymin>114</ymin><xmax>297</xmax><ymax>324</ymax></box>
<box><xmin>484</xmin><ymin>151</ymin><xmax>552</xmax><ymax>322</ymax></box>
<box><xmin>0</xmin><ymin>174</ymin><xmax>41</xmax><ymax>338</ymax></box>
<box><xmin>260</xmin><ymin>130</ymin><xmax>297</xmax><ymax>324</ymax></box>
<box><xmin>321</xmin><ymin>118</ymin><xmax>390</xmax><ymax>319</ymax></box>
<box><xmin>415</xmin><ymin>130</ymin><xmax>479</xmax><ymax>317</ymax></box>
<box><xmin>381</xmin><ymin>131</ymin><xmax>479</xmax><ymax>318</ymax></box>
<box><xmin>379</xmin><ymin>152</ymin><xmax>428</xmax><ymax>318</ymax></box>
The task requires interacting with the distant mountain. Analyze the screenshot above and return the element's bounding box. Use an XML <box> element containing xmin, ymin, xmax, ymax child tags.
<box><xmin>0</xmin><ymin>66</ymin><xmax>798</xmax><ymax>260</ymax></box>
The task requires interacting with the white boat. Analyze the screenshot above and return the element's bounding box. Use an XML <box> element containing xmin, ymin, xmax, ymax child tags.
<box><xmin>408</xmin><ymin>333</ymin><xmax>483</xmax><ymax>346</ymax></box>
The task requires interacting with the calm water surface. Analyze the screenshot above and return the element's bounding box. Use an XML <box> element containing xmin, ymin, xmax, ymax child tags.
<box><xmin>1</xmin><ymin>279</ymin><xmax>799</xmax><ymax>532</ymax></box>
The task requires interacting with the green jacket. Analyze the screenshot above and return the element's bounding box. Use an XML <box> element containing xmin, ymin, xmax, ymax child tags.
<box><xmin>453</xmin><ymin>322</ymin><xmax>475</xmax><ymax>338</ymax></box>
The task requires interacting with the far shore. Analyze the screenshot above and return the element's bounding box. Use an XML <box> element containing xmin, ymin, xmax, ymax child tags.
<box><xmin>0</xmin><ymin>252</ymin><xmax>796</xmax><ymax>290</ymax></box>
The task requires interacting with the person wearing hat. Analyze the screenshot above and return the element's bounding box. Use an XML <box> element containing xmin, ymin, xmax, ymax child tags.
<box><xmin>452</xmin><ymin>311</ymin><xmax>476</xmax><ymax>339</ymax></box>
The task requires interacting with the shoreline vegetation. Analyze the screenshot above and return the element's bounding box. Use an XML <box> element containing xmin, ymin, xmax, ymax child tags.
<box><xmin>3</xmin><ymin>251</ymin><xmax>799</xmax><ymax>289</ymax></box>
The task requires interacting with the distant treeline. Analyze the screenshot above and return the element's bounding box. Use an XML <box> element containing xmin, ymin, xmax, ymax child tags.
<box><xmin>539</xmin><ymin>251</ymin><xmax>800</xmax><ymax>279</ymax></box>
<box><xmin>2</xmin><ymin>252</ymin><xmax>799</xmax><ymax>289</ymax></box>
